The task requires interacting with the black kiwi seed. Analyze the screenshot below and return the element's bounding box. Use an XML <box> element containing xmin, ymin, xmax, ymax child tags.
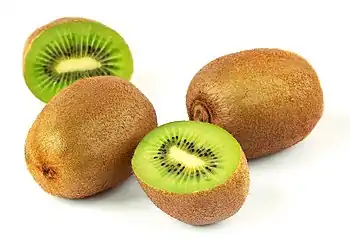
<box><xmin>152</xmin><ymin>134</ymin><xmax>219</xmax><ymax>180</ymax></box>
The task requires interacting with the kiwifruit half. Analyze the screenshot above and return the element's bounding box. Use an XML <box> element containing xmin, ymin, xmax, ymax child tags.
<box><xmin>132</xmin><ymin>121</ymin><xmax>250</xmax><ymax>226</ymax></box>
<box><xmin>25</xmin><ymin>76</ymin><xmax>157</xmax><ymax>199</ymax></box>
<box><xmin>23</xmin><ymin>17</ymin><xmax>133</xmax><ymax>103</ymax></box>
<box><xmin>186</xmin><ymin>48</ymin><xmax>324</xmax><ymax>159</ymax></box>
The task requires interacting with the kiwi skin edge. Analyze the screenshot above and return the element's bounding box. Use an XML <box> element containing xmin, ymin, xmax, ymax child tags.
<box><xmin>186</xmin><ymin>48</ymin><xmax>324</xmax><ymax>160</ymax></box>
<box><xmin>22</xmin><ymin>17</ymin><xmax>92</xmax><ymax>72</ymax></box>
<box><xmin>25</xmin><ymin>76</ymin><xmax>158</xmax><ymax>199</ymax></box>
<box><xmin>136</xmin><ymin>148</ymin><xmax>250</xmax><ymax>226</ymax></box>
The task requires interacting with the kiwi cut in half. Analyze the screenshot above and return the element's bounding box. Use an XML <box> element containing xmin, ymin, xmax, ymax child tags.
<box><xmin>186</xmin><ymin>48</ymin><xmax>324</xmax><ymax>159</ymax></box>
<box><xmin>132</xmin><ymin>121</ymin><xmax>250</xmax><ymax>226</ymax></box>
<box><xmin>23</xmin><ymin>17</ymin><xmax>133</xmax><ymax>103</ymax></box>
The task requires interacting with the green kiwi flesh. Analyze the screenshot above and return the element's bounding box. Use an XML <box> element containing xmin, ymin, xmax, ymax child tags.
<box><xmin>132</xmin><ymin>121</ymin><xmax>241</xmax><ymax>194</ymax></box>
<box><xmin>132</xmin><ymin>121</ymin><xmax>250</xmax><ymax>225</ymax></box>
<box><xmin>23</xmin><ymin>19</ymin><xmax>133</xmax><ymax>103</ymax></box>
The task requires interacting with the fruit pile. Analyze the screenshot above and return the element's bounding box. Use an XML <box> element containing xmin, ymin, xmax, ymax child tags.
<box><xmin>23</xmin><ymin>17</ymin><xmax>324</xmax><ymax>226</ymax></box>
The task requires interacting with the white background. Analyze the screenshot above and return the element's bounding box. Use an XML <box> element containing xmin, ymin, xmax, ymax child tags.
<box><xmin>0</xmin><ymin>0</ymin><xmax>349</xmax><ymax>238</ymax></box>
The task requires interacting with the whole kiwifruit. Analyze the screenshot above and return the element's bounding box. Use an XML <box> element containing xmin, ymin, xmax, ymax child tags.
<box><xmin>23</xmin><ymin>17</ymin><xmax>133</xmax><ymax>103</ymax></box>
<box><xmin>132</xmin><ymin>121</ymin><xmax>250</xmax><ymax>226</ymax></box>
<box><xmin>186</xmin><ymin>48</ymin><xmax>324</xmax><ymax>159</ymax></box>
<box><xmin>25</xmin><ymin>76</ymin><xmax>157</xmax><ymax>199</ymax></box>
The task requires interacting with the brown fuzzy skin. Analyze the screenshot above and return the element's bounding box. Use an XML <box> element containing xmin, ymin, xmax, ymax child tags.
<box><xmin>25</xmin><ymin>76</ymin><xmax>158</xmax><ymax>199</ymax></box>
<box><xmin>186</xmin><ymin>48</ymin><xmax>324</xmax><ymax>159</ymax></box>
<box><xmin>137</xmin><ymin>149</ymin><xmax>250</xmax><ymax>226</ymax></box>
<box><xmin>22</xmin><ymin>17</ymin><xmax>93</xmax><ymax>71</ymax></box>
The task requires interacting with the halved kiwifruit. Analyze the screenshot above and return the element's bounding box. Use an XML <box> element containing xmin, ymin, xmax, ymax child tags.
<box><xmin>132</xmin><ymin>121</ymin><xmax>250</xmax><ymax>226</ymax></box>
<box><xmin>23</xmin><ymin>17</ymin><xmax>133</xmax><ymax>103</ymax></box>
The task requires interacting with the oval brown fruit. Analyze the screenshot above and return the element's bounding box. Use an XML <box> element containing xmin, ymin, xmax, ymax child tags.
<box><xmin>25</xmin><ymin>76</ymin><xmax>158</xmax><ymax>199</ymax></box>
<box><xmin>186</xmin><ymin>48</ymin><xmax>324</xmax><ymax>159</ymax></box>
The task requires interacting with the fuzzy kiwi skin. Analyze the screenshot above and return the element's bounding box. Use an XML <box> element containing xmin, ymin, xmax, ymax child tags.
<box><xmin>186</xmin><ymin>48</ymin><xmax>324</xmax><ymax>160</ymax></box>
<box><xmin>25</xmin><ymin>76</ymin><xmax>157</xmax><ymax>199</ymax></box>
<box><xmin>136</xmin><ymin>149</ymin><xmax>250</xmax><ymax>226</ymax></box>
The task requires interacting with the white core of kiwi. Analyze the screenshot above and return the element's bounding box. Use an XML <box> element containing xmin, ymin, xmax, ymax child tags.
<box><xmin>55</xmin><ymin>57</ymin><xmax>101</xmax><ymax>73</ymax></box>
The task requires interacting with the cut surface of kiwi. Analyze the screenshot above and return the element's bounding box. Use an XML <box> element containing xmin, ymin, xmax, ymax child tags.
<box><xmin>132</xmin><ymin>121</ymin><xmax>241</xmax><ymax>194</ymax></box>
<box><xmin>23</xmin><ymin>18</ymin><xmax>133</xmax><ymax>103</ymax></box>
<box><xmin>132</xmin><ymin>121</ymin><xmax>250</xmax><ymax>225</ymax></box>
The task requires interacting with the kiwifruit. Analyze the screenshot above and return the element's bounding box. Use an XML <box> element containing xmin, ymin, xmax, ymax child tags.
<box><xmin>132</xmin><ymin>121</ymin><xmax>250</xmax><ymax>226</ymax></box>
<box><xmin>25</xmin><ymin>76</ymin><xmax>157</xmax><ymax>199</ymax></box>
<box><xmin>23</xmin><ymin>17</ymin><xmax>133</xmax><ymax>103</ymax></box>
<box><xmin>186</xmin><ymin>48</ymin><xmax>324</xmax><ymax>159</ymax></box>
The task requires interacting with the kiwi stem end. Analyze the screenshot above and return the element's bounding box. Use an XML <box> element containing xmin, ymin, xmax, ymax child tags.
<box><xmin>191</xmin><ymin>100</ymin><xmax>212</xmax><ymax>123</ymax></box>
